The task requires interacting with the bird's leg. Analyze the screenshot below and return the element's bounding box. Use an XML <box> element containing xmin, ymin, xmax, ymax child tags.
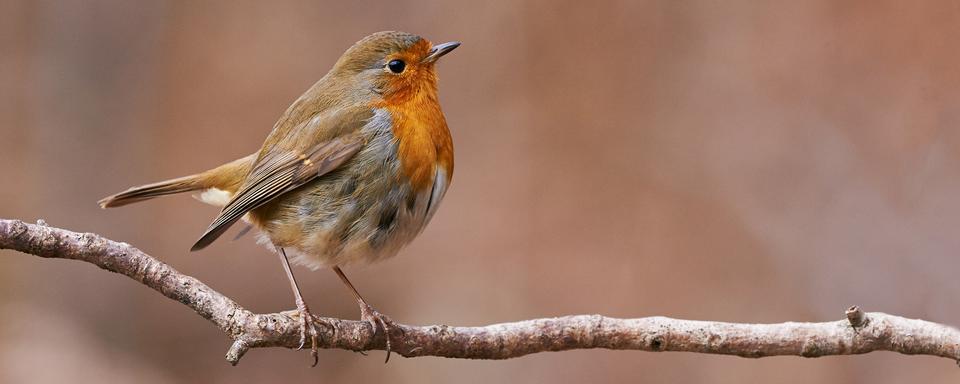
<box><xmin>332</xmin><ymin>266</ymin><xmax>395</xmax><ymax>362</ymax></box>
<box><xmin>276</xmin><ymin>246</ymin><xmax>319</xmax><ymax>366</ymax></box>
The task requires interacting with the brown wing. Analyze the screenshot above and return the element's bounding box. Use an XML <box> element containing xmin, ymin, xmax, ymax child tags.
<box><xmin>190</xmin><ymin>136</ymin><xmax>363</xmax><ymax>251</ymax></box>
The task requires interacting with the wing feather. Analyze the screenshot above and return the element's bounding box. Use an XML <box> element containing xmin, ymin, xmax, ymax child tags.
<box><xmin>190</xmin><ymin>135</ymin><xmax>363</xmax><ymax>251</ymax></box>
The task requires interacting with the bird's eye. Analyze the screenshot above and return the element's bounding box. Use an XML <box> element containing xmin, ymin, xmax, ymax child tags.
<box><xmin>386</xmin><ymin>59</ymin><xmax>406</xmax><ymax>74</ymax></box>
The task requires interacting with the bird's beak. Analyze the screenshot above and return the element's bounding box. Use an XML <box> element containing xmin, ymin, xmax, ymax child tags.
<box><xmin>422</xmin><ymin>41</ymin><xmax>461</xmax><ymax>64</ymax></box>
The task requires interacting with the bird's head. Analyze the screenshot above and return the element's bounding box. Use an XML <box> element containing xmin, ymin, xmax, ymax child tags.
<box><xmin>332</xmin><ymin>31</ymin><xmax>460</xmax><ymax>105</ymax></box>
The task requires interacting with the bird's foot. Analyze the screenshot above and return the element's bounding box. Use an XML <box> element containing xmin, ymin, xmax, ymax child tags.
<box><xmin>287</xmin><ymin>302</ymin><xmax>320</xmax><ymax>366</ymax></box>
<box><xmin>358</xmin><ymin>301</ymin><xmax>395</xmax><ymax>362</ymax></box>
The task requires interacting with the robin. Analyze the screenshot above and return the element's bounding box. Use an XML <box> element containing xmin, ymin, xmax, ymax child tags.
<box><xmin>98</xmin><ymin>31</ymin><xmax>459</xmax><ymax>364</ymax></box>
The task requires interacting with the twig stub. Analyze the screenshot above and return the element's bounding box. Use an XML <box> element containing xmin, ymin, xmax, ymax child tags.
<box><xmin>846</xmin><ymin>305</ymin><xmax>866</xmax><ymax>328</ymax></box>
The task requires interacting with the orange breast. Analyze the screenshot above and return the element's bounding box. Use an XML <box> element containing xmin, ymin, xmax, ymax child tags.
<box><xmin>377</xmin><ymin>84</ymin><xmax>454</xmax><ymax>192</ymax></box>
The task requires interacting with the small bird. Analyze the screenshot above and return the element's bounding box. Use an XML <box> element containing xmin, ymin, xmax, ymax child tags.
<box><xmin>98</xmin><ymin>31</ymin><xmax>459</xmax><ymax>364</ymax></box>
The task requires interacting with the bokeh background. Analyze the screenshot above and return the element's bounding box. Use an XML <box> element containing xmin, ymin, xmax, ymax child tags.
<box><xmin>2</xmin><ymin>1</ymin><xmax>960</xmax><ymax>383</ymax></box>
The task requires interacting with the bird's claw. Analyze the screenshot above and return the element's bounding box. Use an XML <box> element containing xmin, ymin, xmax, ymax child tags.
<box><xmin>291</xmin><ymin>304</ymin><xmax>320</xmax><ymax>367</ymax></box>
<box><xmin>358</xmin><ymin>302</ymin><xmax>395</xmax><ymax>363</ymax></box>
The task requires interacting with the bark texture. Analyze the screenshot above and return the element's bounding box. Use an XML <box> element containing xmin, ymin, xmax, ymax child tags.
<box><xmin>2</xmin><ymin>219</ymin><xmax>958</xmax><ymax>366</ymax></box>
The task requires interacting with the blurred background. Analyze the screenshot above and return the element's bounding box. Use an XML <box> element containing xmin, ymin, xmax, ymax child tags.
<box><xmin>2</xmin><ymin>0</ymin><xmax>960</xmax><ymax>383</ymax></box>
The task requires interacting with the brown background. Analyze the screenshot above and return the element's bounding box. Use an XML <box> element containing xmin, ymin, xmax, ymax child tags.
<box><xmin>2</xmin><ymin>1</ymin><xmax>960</xmax><ymax>383</ymax></box>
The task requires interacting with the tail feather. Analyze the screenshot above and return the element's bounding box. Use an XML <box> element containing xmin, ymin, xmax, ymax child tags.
<box><xmin>98</xmin><ymin>154</ymin><xmax>255</xmax><ymax>209</ymax></box>
<box><xmin>98</xmin><ymin>175</ymin><xmax>202</xmax><ymax>208</ymax></box>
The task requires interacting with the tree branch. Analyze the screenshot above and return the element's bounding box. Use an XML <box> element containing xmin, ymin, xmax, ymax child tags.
<box><xmin>1</xmin><ymin>219</ymin><xmax>958</xmax><ymax>366</ymax></box>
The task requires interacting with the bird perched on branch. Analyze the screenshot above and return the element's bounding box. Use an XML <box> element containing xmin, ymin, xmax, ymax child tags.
<box><xmin>98</xmin><ymin>31</ymin><xmax>460</xmax><ymax>364</ymax></box>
